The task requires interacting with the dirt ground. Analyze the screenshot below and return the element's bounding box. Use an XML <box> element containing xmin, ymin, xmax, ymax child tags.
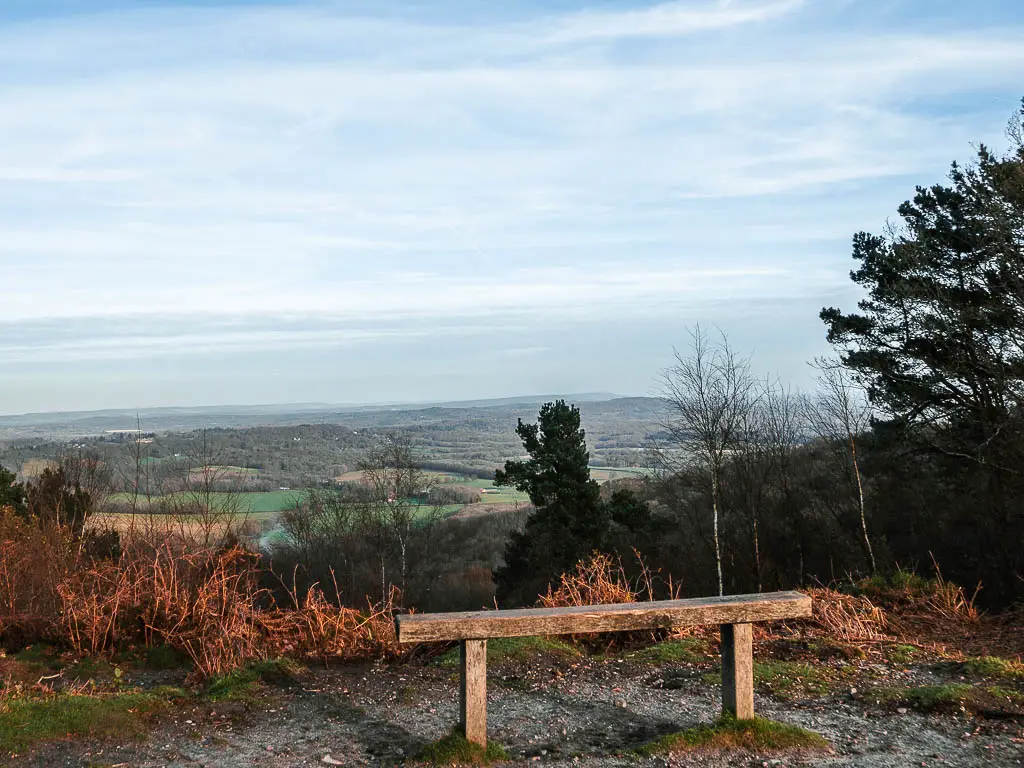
<box><xmin>10</xmin><ymin>642</ymin><xmax>1024</xmax><ymax>768</ymax></box>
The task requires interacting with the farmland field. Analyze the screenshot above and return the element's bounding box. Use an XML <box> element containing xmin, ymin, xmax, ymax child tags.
<box><xmin>108</xmin><ymin>490</ymin><xmax>305</xmax><ymax>514</ymax></box>
<box><xmin>588</xmin><ymin>466</ymin><xmax>655</xmax><ymax>482</ymax></box>
<box><xmin>102</xmin><ymin>465</ymin><xmax>638</xmax><ymax>523</ymax></box>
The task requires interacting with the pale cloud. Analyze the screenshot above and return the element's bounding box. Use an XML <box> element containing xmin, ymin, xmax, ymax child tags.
<box><xmin>0</xmin><ymin>0</ymin><xmax>1022</xmax><ymax>412</ymax></box>
<box><xmin>544</xmin><ymin>0</ymin><xmax>806</xmax><ymax>42</ymax></box>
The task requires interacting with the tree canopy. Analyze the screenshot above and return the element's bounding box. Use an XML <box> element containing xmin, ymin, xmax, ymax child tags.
<box><xmin>821</xmin><ymin>103</ymin><xmax>1024</xmax><ymax>457</ymax></box>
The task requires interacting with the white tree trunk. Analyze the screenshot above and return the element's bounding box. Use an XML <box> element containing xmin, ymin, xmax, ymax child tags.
<box><xmin>712</xmin><ymin>469</ymin><xmax>724</xmax><ymax>596</ymax></box>
<box><xmin>850</xmin><ymin>436</ymin><xmax>876</xmax><ymax>574</ymax></box>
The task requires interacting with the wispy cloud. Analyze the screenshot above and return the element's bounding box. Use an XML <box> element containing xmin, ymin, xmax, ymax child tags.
<box><xmin>544</xmin><ymin>0</ymin><xmax>806</xmax><ymax>42</ymax></box>
<box><xmin>1</xmin><ymin>0</ymin><xmax>1022</xmax><ymax>410</ymax></box>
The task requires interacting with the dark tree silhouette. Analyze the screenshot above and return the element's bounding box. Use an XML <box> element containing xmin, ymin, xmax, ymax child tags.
<box><xmin>494</xmin><ymin>400</ymin><xmax>608</xmax><ymax>605</ymax></box>
<box><xmin>822</xmin><ymin>102</ymin><xmax>1024</xmax><ymax>603</ymax></box>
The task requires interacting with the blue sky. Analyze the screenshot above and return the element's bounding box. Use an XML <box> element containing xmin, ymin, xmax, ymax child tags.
<box><xmin>1</xmin><ymin>0</ymin><xmax>1022</xmax><ymax>414</ymax></box>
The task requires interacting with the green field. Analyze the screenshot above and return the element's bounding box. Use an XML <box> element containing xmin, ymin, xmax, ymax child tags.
<box><xmin>109</xmin><ymin>490</ymin><xmax>305</xmax><ymax>515</ymax></box>
<box><xmin>427</xmin><ymin>467</ymin><xmax>650</xmax><ymax>505</ymax></box>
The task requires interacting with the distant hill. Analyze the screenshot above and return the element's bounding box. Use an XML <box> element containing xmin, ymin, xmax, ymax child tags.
<box><xmin>0</xmin><ymin>393</ymin><xmax>637</xmax><ymax>441</ymax></box>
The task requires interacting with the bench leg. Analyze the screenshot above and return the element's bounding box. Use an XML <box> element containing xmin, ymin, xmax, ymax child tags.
<box><xmin>720</xmin><ymin>623</ymin><xmax>754</xmax><ymax>720</ymax></box>
<box><xmin>460</xmin><ymin>639</ymin><xmax>487</xmax><ymax>747</ymax></box>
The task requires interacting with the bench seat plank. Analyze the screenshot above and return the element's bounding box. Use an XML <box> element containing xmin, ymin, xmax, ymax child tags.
<box><xmin>396</xmin><ymin>590</ymin><xmax>810</xmax><ymax>643</ymax></box>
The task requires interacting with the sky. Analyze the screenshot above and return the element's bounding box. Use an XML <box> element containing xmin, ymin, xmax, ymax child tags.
<box><xmin>1</xmin><ymin>0</ymin><xmax>1023</xmax><ymax>415</ymax></box>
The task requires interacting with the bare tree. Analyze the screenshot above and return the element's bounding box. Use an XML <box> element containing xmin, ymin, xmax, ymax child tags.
<box><xmin>729</xmin><ymin>378</ymin><xmax>805</xmax><ymax>591</ymax></box>
<box><xmin>805</xmin><ymin>357</ymin><xmax>876</xmax><ymax>574</ymax></box>
<box><xmin>660</xmin><ymin>326</ymin><xmax>756</xmax><ymax>595</ymax></box>
<box><xmin>166</xmin><ymin>431</ymin><xmax>249</xmax><ymax>548</ymax></box>
<box><xmin>758</xmin><ymin>380</ymin><xmax>811</xmax><ymax>583</ymax></box>
<box><xmin>359</xmin><ymin>436</ymin><xmax>446</xmax><ymax>604</ymax></box>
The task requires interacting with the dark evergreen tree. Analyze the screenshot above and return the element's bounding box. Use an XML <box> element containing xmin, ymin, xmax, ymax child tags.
<box><xmin>821</xmin><ymin>102</ymin><xmax>1024</xmax><ymax>604</ymax></box>
<box><xmin>494</xmin><ymin>400</ymin><xmax>609</xmax><ymax>605</ymax></box>
<box><xmin>25</xmin><ymin>466</ymin><xmax>95</xmax><ymax>540</ymax></box>
<box><xmin>0</xmin><ymin>464</ymin><xmax>26</xmax><ymax>515</ymax></box>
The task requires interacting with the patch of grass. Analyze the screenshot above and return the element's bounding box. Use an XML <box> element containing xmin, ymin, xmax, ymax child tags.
<box><xmin>754</xmin><ymin>661</ymin><xmax>836</xmax><ymax>699</ymax></box>
<box><xmin>143</xmin><ymin>644</ymin><xmax>190</xmax><ymax>671</ymax></box>
<box><xmin>0</xmin><ymin>692</ymin><xmax>169</xmax><ymax>754</ymax></box>
<box><xmin>887</xmin><ymin>644</ymin><xmax>924</xmax><ymax>665</ymax></box>
<box><xmin>66</xmin><ymin>657</ymin><xmax>117</xmax><ymax>682</ymax></box>
<box><xmin>809</xmin><ymin>639</ymin><xmax>866</xmax><ymax>661</ymax></box>
<box><xmin>435</xmin><ymin>637</ymin><xmax>579</xmax><ymax>668</ymax></box>
<box><xmin>418</xmin><ymin>730</ymin><xmax>510</xmax><ymax>766</ymax></box>
<box><xmin>625</xmin><ymin>638</ymin><xmax>711</xmax><ymax>665</ymax></box>
<box><xmin>766</xmin><ymin>638</ymin><xmax>865</xmax><ymax>663</ymax></box>
<box><xmin>637</xmin><ymin>715</ymin><xmax>829</xmax><ymax>756</ymax></box>
<box><xmin>873</xmin><ymin>684</ymin><xmax>1024</xmax><ymax>716</ymax></box>
<box><xmin>149</xmin><ymin>685</ymin><xmax>190</xmax><ymax>700</ymax></box>
<box><xmin>204</xmin><ymin>658</ymin><xmax>303</xmax><ymax>702</ymax></box>
<box><xmin>856</xmin><ymin>571</ymin><xmax>933</xmax><ymax>598</ymax></box>
<box><xmin>958</xmin><ymin>656</ymin><xmax>1024</xmax><ymax>680</ymax></box>
<box><xmin>703</xmin><ymin>661</ymin><xmax>836</xmax><ymax>700</ymax></box>
<box><xmin>13</xmin><ymin>644</ymin><xmax>60</xmax><ymax>670</ymax></box>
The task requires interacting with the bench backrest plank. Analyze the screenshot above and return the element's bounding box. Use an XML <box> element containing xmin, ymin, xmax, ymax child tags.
<box><xmin>395</xmin><ymin>590</ymin><xmax>810</xmax><ymax>643</ymax></box>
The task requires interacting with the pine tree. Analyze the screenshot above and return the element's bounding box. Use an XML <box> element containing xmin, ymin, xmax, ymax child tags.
<box><xmin>0</xmin><ymin>465</ymin><xmax>26</xmax><ymax>515</ymax></box>
<box><xmin>494</xmin><ymin>400</ymin><xmax>608</xmax><ymax>605</ymax></box>
<box><xmin>821</xmin><ymin>102</ymin><xmax>1024</xmax><ymax>604</ymax></box>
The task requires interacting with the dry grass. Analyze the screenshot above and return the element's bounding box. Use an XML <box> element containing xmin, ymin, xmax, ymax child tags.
<box><xmin>59</xmin><ymin>543</ymin><xmax>402</xmax><ymax>678</ymax></box>
<box><xmin>802</xmin><ymin>588</ymin><xmax>890</xmax><ymax>642</ymax></box>
<box><xmin>538</xmin><ymin>549</ymin><xmax>681</xmax><ymax>608</ymax></box>
<box><xmin>537</xmin><ymin>552</ymin><xmax>639</xmax><ymax>609</ymax></box>
<box><xmin>0</xmin><ymin>507</ymin><xmax>75</xmax><ymax>645</ymax></box>
<box><xmin>262</xmin><ymin>579</ymin><xmax>399</xmax><ymax>665</ymax></box>
<box><xmin>537</xmin><ymin>551</ymin><xmax>683</xmax><ymax>647</ymax></box>
<box><xmin>532</xmin><ymin>551</ymin><xmax>1014</xmax><ymax>663</ymax></box>
<box><xmin>1</xmin><ymin>511</ymin><xmax>400</xmax><ymax>680</ymax></box>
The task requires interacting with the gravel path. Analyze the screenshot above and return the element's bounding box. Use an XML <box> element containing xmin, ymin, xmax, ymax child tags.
<box><xmin>11</xmin><ymin>653</ymin><xmax>1024</xmax><ymax>767</ymax></box>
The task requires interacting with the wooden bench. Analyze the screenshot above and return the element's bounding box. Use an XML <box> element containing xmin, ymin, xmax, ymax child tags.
<box><xmin>396</xmin><ymin>590</ymin><xmax>812</xmax><ymax>747</ymax></box>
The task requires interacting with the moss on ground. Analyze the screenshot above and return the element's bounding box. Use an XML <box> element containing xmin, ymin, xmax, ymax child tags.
<box><xmin>435</xmin><ymin>636</ymin><xmax>579</xmax><ymax>668</ymax></box>
<box><xmin>873</xmin><ymin>683</ymin><xmax>1024</xmax><ymax>716</ymax></box>
<box><xmin>204</xmin><ymin>658</ymin><xmax>304</xmax><ymax>702</ymax></box>
<box><xmin>703</xmin><ymin>660</ymin><xmax>837</xmax><ymax>700</ymax></box>
<box><xmin>417</xmin><ymin>730</ymin><xmax>510</xmax><ymax>765</ymax></box>
<box><xmin>886</xmin><ymin>644</ymin><xmax>925</xmax><ymax>665</ymax></box>
<box><xmin>637</xmin><ymin>715</ymin><xmax>829</xmax><ymax>756</ymax></box>
<box><xmin>0</xmin><ymin>691</ymin><xmax>172</xmax><ymax>754</ymax></box>
<box><xmin>957</xmin><ymin>656</ymin><xmax>1024</xmax><ymax>680</ymax></box>
<box><xmin>625</xmin><ymin>638</ymin><xmax>711</xmax><ymax>665</ymax></box>
<box><xmin>149</xmin><ymin>685</ymin><xmax>190</xmax><ymax>700</ymax></box>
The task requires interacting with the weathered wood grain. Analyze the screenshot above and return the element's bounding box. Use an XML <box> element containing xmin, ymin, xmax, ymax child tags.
<box><xmin>720</xmin><ymin>622</ymin><xmax>754</xmax><ymax>719</ymax></box>
<box><xmin>395</xmin><ymin>591</ymin><xmax>810</xmax><ymax>643</ymax></box>
<box><xmin>460</xmin><ymin>639</ymin><xmax>487</xmax><ymax>747</ymax></box>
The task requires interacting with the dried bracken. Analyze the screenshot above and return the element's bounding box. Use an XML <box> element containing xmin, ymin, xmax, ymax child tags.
<box><xmin>1</xmin><ymin>513</ymin><xmax>401</xmax><ymax>679</ymax></box>
<box><xmin>802</xmin><ymin>588</ymin><xmax>890</xmax><ymax>642</ymax></box>
<box><xmin>538</xmin><ymin>549</ymin><xmax>680</xmax><ymax>609</ymax></box>
<box><xmin>537</xmin><ymin>552</ymin><xmax>638</xmax><ymax>609</ymax></box>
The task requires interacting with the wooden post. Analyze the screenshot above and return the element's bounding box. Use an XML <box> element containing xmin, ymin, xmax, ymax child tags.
<box><xmin>460</xmin><ymin>639</ymin><xmax>487</xmax><ymax>746</ymax></box>
<box><xmin>720</xmin><ymin>623</ymin><xmax>754</xmax><ymax>719</ymax></box>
